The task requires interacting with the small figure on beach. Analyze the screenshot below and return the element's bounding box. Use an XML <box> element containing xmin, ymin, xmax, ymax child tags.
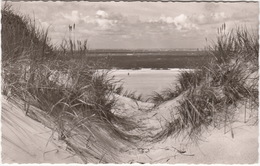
<box><xmin>128</xmin><ymin>73</ymin><xmax>130</xmax><ymax>76</ymax></box>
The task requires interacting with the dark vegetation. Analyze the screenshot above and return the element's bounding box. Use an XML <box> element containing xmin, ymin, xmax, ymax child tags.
<box><xmin>1</xmin><ymin>4</ymin><xmax>140</xmax><ymax>163</ymax></box>
<box><xmin>152</xmin><ymin>24</ymin><xmax>259</xmax><ymax>141</ymax></box>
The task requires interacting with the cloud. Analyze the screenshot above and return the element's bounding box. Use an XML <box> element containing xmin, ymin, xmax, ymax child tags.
<box><xmin>159</xmin><ymin>16</ymin><xmax>175</xmax><ymax>24</ymax></box>
<box><xmin>82</xmin><ymin>9</ymin><xmax>128</xmax><ymax>31</ymax></box>
<box><xmin>196</xmin><ymin>14</ymin><xmax>206</xmax><ymax>24</ymax></box>
<box><xmin>59</xmin><ymin>9</ymin><xmax>125</xmax><ymax>32</ymax></box>
<box><xmin>173</xmin><ymin>14</ymin><xmax>198</xmax><ymax>31</ymax></box>
<box><xmin>231</xmin><ymin>9</ymin><xmax>259</xmax><ymax>24</ymax></box>
<box><xmin>62</xmin><ymin>10</ymin><xmax>80</xmax><ymax>22</ymax></box>
<box><xmin>95</xmin><ymin>19</ymin><xmax>118</xmax><ymax>30</ymax></box>
<box><xmin>149</xmin><ymin>14</ymin><xmax>198</xmax><ymax>32</ymax></box>
<box><xmin>62</xmin><ymin>10</ymin><xmax>89</xmax><ymax>24</ymax></box>
<box><xmin>96</xmin><ymin>10</ymin><xmax>108</xmax><ymax>19</ymax></box>
<box><xmin>191</xmin><ymin>12</ymin><xmax>230</xmax><ymax>25</ymax></box>
<box><xmin>211</xmin><ymin>12</ymin><xmax>228</xmax><ymax>22</ymax></box>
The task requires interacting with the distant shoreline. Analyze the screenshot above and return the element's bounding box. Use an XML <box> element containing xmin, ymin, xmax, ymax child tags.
<box><xmin>97</xmin><ymin>68</ymin><xmax>195</xmax><ymax>73</ymax></box>
<box><xmin>109</xmin><ymin>68</ymin><xmax>194</xmax><ymax>71</ymax></box>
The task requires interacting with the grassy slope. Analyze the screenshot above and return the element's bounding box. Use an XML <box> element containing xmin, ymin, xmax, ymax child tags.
<box><xmin>1</xmin><ymin>4</ymin><xmax>141</xmax><ymax>163</ymax></box>
<box><xmin>151</xmin><ymin>24</ymin><xmax>258</xmax><ymax>141</ymax></box>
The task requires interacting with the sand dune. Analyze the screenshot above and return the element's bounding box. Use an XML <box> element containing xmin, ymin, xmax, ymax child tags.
<box><xmin>114</xmin><ymin>94</ymin><xmax>259</xmax><ymax>164</ymax></box>
<box><xmin>1</xmin><ymin>96</ymin><xmax>83</xmax><ymax>163</ymax></box>
<box><xmin>1</xmin><ymin>92</ymin><xmax>258</xmax><ymax>164</ymax></box>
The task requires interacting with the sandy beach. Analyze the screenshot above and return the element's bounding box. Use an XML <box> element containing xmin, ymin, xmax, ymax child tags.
<box><xmin>111</xmin><ymin>69</ymin><xmax>191</xmax><ymax>98</ymax></box>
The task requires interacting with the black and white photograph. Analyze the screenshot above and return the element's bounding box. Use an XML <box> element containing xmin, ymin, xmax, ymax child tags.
<box><xmin>1</xmin><ymin>0</ymin><xmax>259</xmax><ymax>164</ymax></box>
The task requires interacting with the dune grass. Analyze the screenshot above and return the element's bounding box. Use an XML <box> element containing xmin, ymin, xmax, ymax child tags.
<box><xmin>114</xmin><ymin>84</ymin><xmax>146</xmax><ymax>102</ymax></box>
<box><xmin>153</xmin><ymin>24</ymin><xmax>258</xmax><ymax>141</ymax></box>
<box><xmin>151</xmin><ymin>69</ymin><xmax>203</xmax><ymax>105</ymax></box>
<box><xmin>2</xmin><ymin>4</ymin><xmax>140</xmax><ymax>163</ymax></box>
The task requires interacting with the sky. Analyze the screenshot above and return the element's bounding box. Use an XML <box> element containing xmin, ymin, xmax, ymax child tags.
<box><xmin>8</xmin><ymin>1</ymin><xmax>259</xmax><ymax>49</ymax></box>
